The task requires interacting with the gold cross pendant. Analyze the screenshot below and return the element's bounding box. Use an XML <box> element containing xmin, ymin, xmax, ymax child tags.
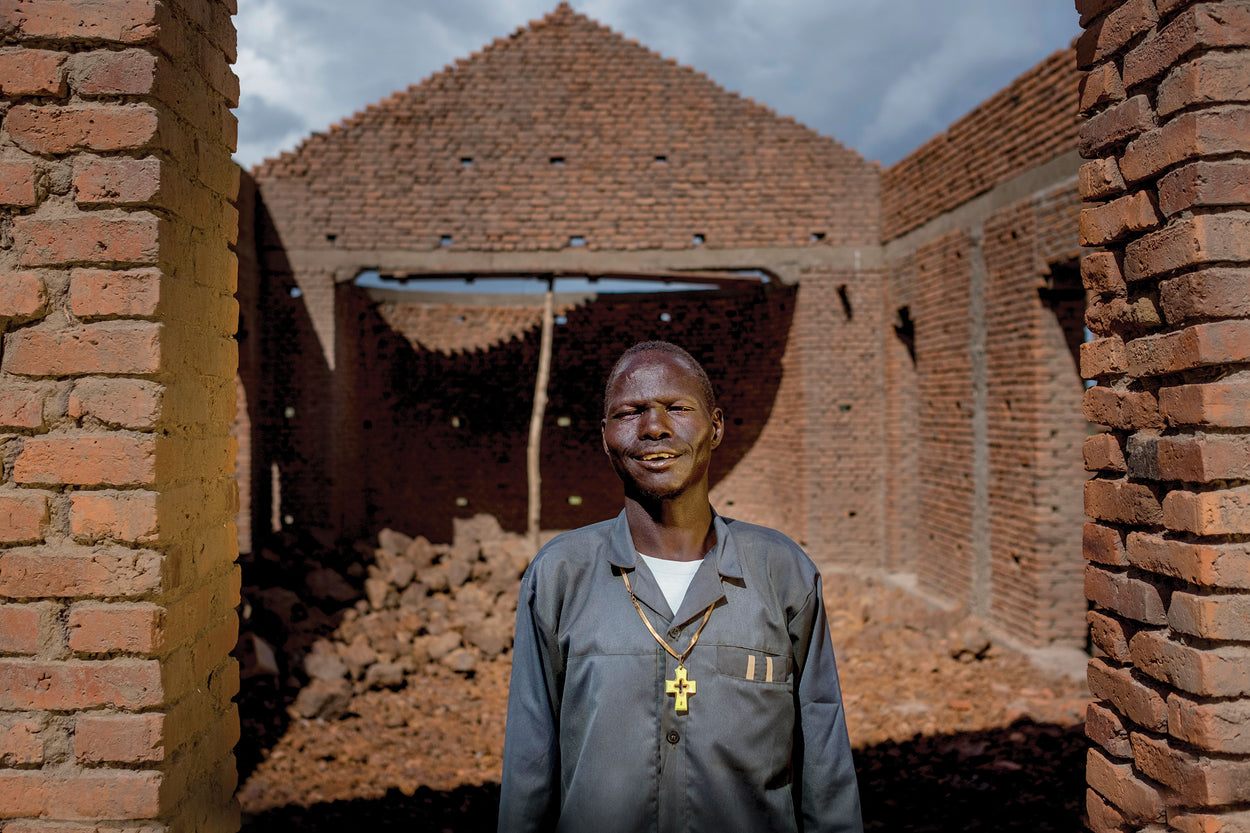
<box><xmin>665</xmin><ymin>665</ymin><xmax>696</xmax><ymax>713</ymax></box>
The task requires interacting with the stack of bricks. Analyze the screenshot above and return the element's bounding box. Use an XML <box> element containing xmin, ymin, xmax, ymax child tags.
<box><xmin>1077</xmin><ymin>0</ymin><xmax>1250</xmax><ymax>830</ymax></box>
<box><xmin>0</xmin><ymin>1</ymin><xmax>241</xmax><ymax>830</ymax></box>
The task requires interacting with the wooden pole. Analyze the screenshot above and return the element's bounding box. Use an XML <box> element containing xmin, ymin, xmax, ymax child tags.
<box><xmin>527</xmin><ymin>278</ymin><xmax>555</xmax><ymax>554</ymax></box>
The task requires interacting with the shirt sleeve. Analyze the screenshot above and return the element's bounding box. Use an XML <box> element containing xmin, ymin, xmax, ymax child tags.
<box><xmin>498</xmin><ymin>571</ymin><xmax>562</xmax><ymax>832</ymax></box>
<box><xmin>790</xmin><ymin>573</ymin><xmax>864</xmax><ymax>833</ymax></box>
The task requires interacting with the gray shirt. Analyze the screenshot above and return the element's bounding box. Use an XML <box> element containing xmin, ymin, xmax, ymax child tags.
<box><xmin>498</xmin><ymin>511</ymin><xmax>863</xmax><ymax>833</ymax></box>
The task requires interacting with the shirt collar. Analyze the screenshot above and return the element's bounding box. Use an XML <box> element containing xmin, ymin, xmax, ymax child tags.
<box><xmin>605</xmin><ymin>509</ymin><xmax>743</xmax><ymax>581</ymax></box>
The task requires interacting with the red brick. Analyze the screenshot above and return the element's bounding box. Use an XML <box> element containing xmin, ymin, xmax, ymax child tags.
<box><xmin>1121</xmin><ymin>108</ymin><xmax>1250</xmax><ymax>184</ymax></box>
<box><xmin>1158</xmin><ymin>434</ymin><xmax>1250</xmax><ymax>482</ymax></box>
<box><xmin>1081</xmin><ymin>191</ymin><xmax>1163</xmax><ymax>246</ymax></box>
<box><xmin>1131</xmin><ymin>730</ymin><xmax>1250</xmax><ymax>806</ymax></box>
<box><xmin>0</xmin><ymin>769</ymin><xmax>162</xmax><ymax>820</ymax></box>
<box><xmin>1088</xmin><ymin>699</ymin><xmax>1134</xmax><ymax>757</ymax></box>
<box><xmin>0</xmin><ymin>158</ymin><xmax>38</xmax><ymax>206</ymax></box>
<box><xmin>1169</xmin><ymin>590</ymin><xmax>1250</xmax><ymax>640</ymax></box>
<box><xmin>1161</xmin><ymin>382</ymin><xmax>1250</xmax><ymax>428</ymax></box>
<box><xmin>1</xmin><ymin>0</ymin><xmax>162</xmax><ymax>43</ymax></box>
<box><xmin>1086</xmin><ymin>295</ymin><xmax>1164</xmax><ymax>338</ymax></box>
<box><xmin>0</xmin><ymin>271</ymin><xmax>46</xmax><ymax>317</ymax></box>
<box><xmin>0</xmin><ymin>47</ymin><xmax>66</xmax><ymax>96</ymax></box>
<box><xmin>0</xmin><ymin>603</ymin><xmax>44</xmax><ymax>654</ymax></box>
<box><xmin>69</xmin><ymin>489</ymin><xmax>158</xmax><ymax>544</ymax></box>
<box><xmin>1085</xmin><ymin>435</ymin><xmax>1128</xmax><ymax>474</ymax></box>
<box><xmin>1082</xmin><ymin>250</ymin><xmax>1128</xmax><ymax>296</ymax></box>
<box><xmin>1086</xmin><ymin>787</ymin><xmax>1130</xmax><ymax>833</ymax></box>
<box><xmin>1086</xmin><ymin>522</ymin><xmax>1129</xmax><ymax>567</ymax></box>
<box><xmin>1159</xmin><ymin>52</ymin><xmax>1250</xmax><ymax>117</ymax></box>
<box><xmin>0</xmin><ymin>379</ymin><xmax>55</xmax><ymax>430</ymax></box>
<box><xmin>1081</xmin><ymin>61</ymin><xmax>1128</xmax><ymax>114</ymax></box>
<box><xmin>14</xmin><ymin>212</ymin><xmax>161</xmax><ymax>267</ymax></box>
<box><xmin>1088</xmin><ymin>656</ymin><xmax>1169</xmax><ymax>731</ymax></box>
<box><xmin>1084</xmin><ymin>386</ymin><xmax>1164</xmax><ymax>431</ymax></box>
<box><xmin>1085</xmin><ymin>478</ymin><xmax>1164</xmax><ymax>526</ymax></box>
<box><xmin>1161</xmin><ymin>267</ymin><xmax>1250</xmax><ymax>324</ymax></box>
<box><xmin>1076</xmin><ymin>0</ymin><xmax>1159</xmax><ymax>68</ymax></box>
<box><xmin>1077</xmin><ymin>0</ymin><xmax>1124</xmax><ymax>26</ymax></box>
<box><xmin>74</xmin><ymin>712</ymin><xmax>163</xmax><ymax>763</ymax></box>
<box><xmin>1128</xmin><ymin>532</ymin><xmax>1250</xmax><ymax>589</ymax></box>
<box><xmin>1163</xmin><ymin>484</ymin><xmax>1250</xmax><ymax>536</ymax></box>
<box><xmin>13</xmin><ymin>431</ymin><xmax>155</xmax><ymax>486</ymax></box>
<box><xmin>1087</xmin><ymin>563</ymin><xmax>1168</xmax><ymax>624</ymax></box>
<box><xmin>68</xmin><ymin>377</ymin><xmax>163</xmax><ymax>428</ymax></box>
<box><xmin>67</xmin><ymin>602</ymin><xmax>162</xmax><ymax>655</ymax></box>
<box><xmin>3</xmin><ymin>321</ymin><xmax>162</xmax><ymax>376</ymax></box>
<box><xmin>1169</xmin><ymin>693</ymin><xmax>1250</xmax><ymax>755</ymax></box>
<box><xmin>1158</xmin><ymin>160</ymin><xmax>1250</xmax><ymax>217</ymax></box>
<box><xmin>1123</xmin><ymin>3</ymin><xmax>1250</xmax><ymax>88</ymax></box>
<box><xmin>0</xmin><ymin>716</ymin><xmax>44</xmax><ymax>766</ymax></box>
<box><xmin>1127</xmin><ymin>215</ymin><xmax>1250</xmax><ymax>283</ymax></box>
<box><xmin>68</xmin><ymin>267</ymin><xmax>161</xmax><ymax>317</ymax></box>
<box><xmin>67</xmin><ymin>48</ymin><xmax>157</xmax><ymax>96</ymax></box>
<box><xmin>1079</xmin><ymin>94</ymin><xmax>1158</xmax><ymax>157</ymax></box>
<box><xmin>73</xmin><ymin>156</ymin><xmax>162</xmax><ymax>206</ymax></box>
<box><xmin>1082</xmin><ymin>336</ymin><xmax>1128</xmax><ymax>378</ymax></box>
<box><xmin>1170</xmin><ymin>808</ymin><xmax>1250</xmax><ymax>833</ymax></box>
<box><xmin>0</xmin><ymin>546</ymin><xmax>162</xmax><ymax>599</ymax></box>
<box><xmin>1081</xmin><ymin>157</ymin><xmax>1129</xmax><ymax>201</ymax></box>
<box><xmin>1132</xmin><ymin>628</ymin><xmax>1250</xmax><ymax>696</ymax></box>
<box><xmin>1127</xmin><ymin>320</ymin><xmax>1250</xmax><ymax>377</ymax></box>
<box><xmin>4</xmin><ymin>103</ymin><xmax>159</xmax><ymax>155</ymax></box>
<box><xmin>0</xmin><ymin>490</ymin><xmax>47</xmax><ymax>544</ymax></box>
<box><xmin>0</xmin><ymin>658</ymin><xmax>162</xmax><ymax>710</ymax></box>
<box><xmin>1087</xmin><ymin>746</ymin><xmax>1167</xmax><ymax>824</ymax></box>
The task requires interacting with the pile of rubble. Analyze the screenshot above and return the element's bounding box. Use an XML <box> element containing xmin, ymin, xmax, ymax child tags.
<box><xmin>237</xmin><ymin>515</ymin><xmax>531</xmax><ymax>723</ymax></box>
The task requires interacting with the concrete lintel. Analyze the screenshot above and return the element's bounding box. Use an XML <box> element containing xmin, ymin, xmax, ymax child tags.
<box><xmin>268</xmin><ymin>244</ymin><xmax>885</xmax><ymax>285</ymax></box>
<box><xmin>884</xmin><ymin>150</ymin><xmax>1082</xmax><ymax>260</ymax></box>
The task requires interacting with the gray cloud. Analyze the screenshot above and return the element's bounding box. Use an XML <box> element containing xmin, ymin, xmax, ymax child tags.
<box><xmin>233</xmin><ymin>0</ymin><xmax>1080</xmax><ymax>169</ymax></box>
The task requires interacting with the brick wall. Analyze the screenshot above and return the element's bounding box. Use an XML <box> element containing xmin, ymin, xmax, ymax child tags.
<box><xmin>0</xmin><ymin>1</ymin><xmax>241</xmax><ymax>830</ymax></box>
<box><xmin>1076</xmin><ymin>1</ymin><xmax>1250</xmax><ymax>829</ymax></box>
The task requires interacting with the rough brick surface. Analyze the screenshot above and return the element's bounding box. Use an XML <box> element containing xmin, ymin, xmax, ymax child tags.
<box><xmin>3</xmin><ymin>322</ymin><xmax>162</xmax><ymax>377</ymax></box>
<box><xmin>1161</xmin><ymin>267</ymin><xmax>1250</xmax><ymax>324</ymax></box>
<box><xmin>1132</xmin><ymin>628</ymin><xmax>1250</xmax><ymax>697</ymax></box>
<box><xmin>1087</xmin><ymin>746</ymin><xmax>1167</xmax><ymax>824</ymax></box>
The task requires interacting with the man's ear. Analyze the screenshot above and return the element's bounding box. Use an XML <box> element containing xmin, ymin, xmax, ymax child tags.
<box><xmin>711</xmin><ymin>408</ymin><xmax>724</xmax><ymax>449</ymax></box>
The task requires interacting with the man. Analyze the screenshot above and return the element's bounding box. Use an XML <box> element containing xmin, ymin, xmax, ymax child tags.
<box><xmin>499</xmin><ymin>341</ymin><xmax>862</xmax><ymax>832</ymax></box>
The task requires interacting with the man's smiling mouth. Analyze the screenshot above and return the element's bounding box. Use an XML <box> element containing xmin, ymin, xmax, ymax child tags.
<box><xmin>638</xmin><ymin>452</ymin><xmax>678</xmax><ymax>461</ymax></box>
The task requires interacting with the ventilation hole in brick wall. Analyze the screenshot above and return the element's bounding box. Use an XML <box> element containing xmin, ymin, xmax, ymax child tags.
<box><xmin>455</xmin><ymin>315</ymin><xmax>466</xmax><ymax>323</ymax></box>
<box><xmin>847</xmin><ymin>511</ymin><xmax>857</xmax><ymax>518</ymax></box>
<box><xmin>550</xmin><ymin>156</ymin><xmax>565</xmax><ymax>167</ymax></box>
<box><xmin>283</xmin><ymin>514</ymin><xmax>294</xmax><ymax>526</ymax></box>
<box><xmin>556</xmin><ymin>416</ymin><xmax>572</xmax><ymax>427</ymax></box>
<box><xmin>451</xmin><ymin>416</ymin><xmax>461</xmax><ymax>427</ymax></box>
<box><xmin>440</xmin><ymin>235</ymin><xmax>454</xmax><ymax>247</ymax></box>
<box><xmin>894</xmin><ymin>306</ymin><xmax>915</xmax><ymax>363</ymax></box>
<box><xmin>810</xmin><ymin>232</ymin><xmax>825</xmax><ymax>242</ymax></box>
<box><xmin>289</xmin><ymin>286</ymin><xmax>303</xmax><ymax>298</ymax></box>
<box><xmin>654</xmin><ymin>155</ymin><xmax>667</xmax><ymax>164</ymax></box>
<box><xmin>325</xmin><ymin>233</ymin><xmax>337</xmax><ymax>243</ymax></box>
<box><xmin>555</xmin><ymin>314</ymin><xmax>568</xmax><ymax>325</ymax></box>
<box><xmin>838</xmin><ymin>404</ymin><xmax>852</xmax><ymax>413</ymax></box>
<box><xmin>569</xmin><ymin>236</ymin><xmax>586</xmax><ymax>247</ymax></box>
<box><xmin>567</xmin><ymin>495</ymin><xmax>582</xmax><ymax>506</ymax></box>
<box><xmin>363</xmin><ymin>419</ymin><xmax>372</xmax><ymax>429</ymax></box>
<box><xmin>836</xmin><ymin>284</ymin><xmax>852</xmax><ymax>319</ymax></box>
<box><xmin>460</xmin><ymin>157</ymin><xmax>473</xmax><ymax>168</ymax></box>
<box><xmin>692</xmin><ymin>234</ymin><xmax>705</xmax><ymax>246</ymax></box>
<box><xmin>283</xmin><ymin>406</ymin><xmax>296</xmax><ymax>419</ymax></box>
<box><xmin>659</xmin><ymin>312</ymin><xmax>672</xmax><ymax>322</ymax></box>
<box><xmin>455</xmin><ymin>497</ymin><xmax>469</xmax><ymax>507</ymax></box>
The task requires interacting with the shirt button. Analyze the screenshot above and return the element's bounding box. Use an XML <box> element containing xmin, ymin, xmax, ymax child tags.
<box><xmin>666</xmin><ymin>731</ymin><xmax>680</xmax><ymax>744</ymax></box>
<box><xmin>667</xmin><ymin>627</ymin><xmax>680</xmax><ymax>639</ymax></box>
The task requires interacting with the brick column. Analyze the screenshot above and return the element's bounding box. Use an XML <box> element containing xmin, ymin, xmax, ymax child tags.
<box><xmin>0</xmin><ymin>1</ymin><xmax>241</xmax><ymax>830</ymax></box>
<box><xmin>1077</xmin><ymin>1</ymin><xmax>1250</xmax><ymax>830</ymax></box>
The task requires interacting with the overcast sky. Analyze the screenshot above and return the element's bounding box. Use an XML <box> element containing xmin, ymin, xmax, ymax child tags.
<box><xmin>233</xmin><ymin>1</ymin><xmax>1080</xmax><ymax>171</ymax></box>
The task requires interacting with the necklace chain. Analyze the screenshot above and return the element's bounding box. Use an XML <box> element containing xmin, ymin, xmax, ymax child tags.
<box><xmin>620</xmin><ymin>568</ymin><xmax>715</xmax><ymax>666</ymax></box>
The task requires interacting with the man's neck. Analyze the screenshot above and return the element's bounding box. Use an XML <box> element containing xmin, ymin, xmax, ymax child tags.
<box><xmin>624</xmin><ymin>495</ymin><xmax>715</xmax><ymax>562</ymax></box>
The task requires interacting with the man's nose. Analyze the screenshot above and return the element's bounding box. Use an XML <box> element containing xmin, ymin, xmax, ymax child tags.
<box><xmin>639</xmin><ymin>407</ymin><xmax>672</xmax><ymax>438</ymax></box>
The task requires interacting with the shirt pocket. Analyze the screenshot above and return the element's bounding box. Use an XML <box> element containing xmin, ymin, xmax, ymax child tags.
<box><xmin>715</xmin><ymin>644</ymin><xmax>793</xmax><ymax>687</ymax></box>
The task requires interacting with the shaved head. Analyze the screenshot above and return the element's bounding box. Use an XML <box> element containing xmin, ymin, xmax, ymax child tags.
<box><xmin>603</xmin><ymin>341</ymin><xmax>716</xmax><ymax>417</ymax></box>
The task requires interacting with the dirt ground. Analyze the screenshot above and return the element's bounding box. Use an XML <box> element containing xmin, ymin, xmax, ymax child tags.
<box><xmin>234</xmin><ymin>546</ymin><xmax>1090</xmax><ymax>832</ymax></box>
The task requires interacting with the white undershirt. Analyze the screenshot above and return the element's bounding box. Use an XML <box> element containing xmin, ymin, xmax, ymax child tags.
<box><xmin>638</xmin><ymin>553</ymin><xmax>702</xmax><ymax>614</ymax></box>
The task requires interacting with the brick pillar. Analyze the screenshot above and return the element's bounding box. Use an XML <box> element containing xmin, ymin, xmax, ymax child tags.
<box><xmin>0</xmin><ymin>1</ymin><xmax>241</xmax><ymax>830</ymax></box>
<box><xmin>1077</xmin><ymin>1</ymin><xmax>1250</xmax><ymax>830</ymax></box>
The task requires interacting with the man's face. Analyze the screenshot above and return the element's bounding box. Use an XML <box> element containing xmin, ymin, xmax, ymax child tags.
<box><xmin>601</xmin><ymin>351</ymin><xmax>724</xmax><ymax>502</ymax></box>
